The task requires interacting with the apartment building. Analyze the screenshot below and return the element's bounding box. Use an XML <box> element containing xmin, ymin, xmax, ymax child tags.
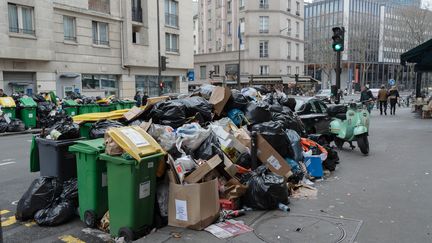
<box><xmin>193</xmin><ymin>0</ymin><xmax>305</xmax><ymax>87</ymax></box>
<box><xmin>0</xmin><ymin>0</ymin><xmax>193</xmax><ymax>98</ymax></box>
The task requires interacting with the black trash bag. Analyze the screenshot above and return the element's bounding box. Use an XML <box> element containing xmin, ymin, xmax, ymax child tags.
<box><xmin>278</xmin><ymin>97</ymin><xmax>297</xmax><ymax>112</ymax></box>
<box><xmin>149</xmin><ymin>101</ymin><xmax>187</xmax><ymax>128</ymax></box>
<box><xmin>272</xmin><ymin>111</ymin><xmax>306</xmax><ymax>137</ymax></box>
<box><xmin>244</xmin><ymin>102</ymin><xmax>271</xmax><ymax>125</ymax></box>
<box><xmin>82</xmin><ymin>97</ymin><xmax>96</xmax><ymax>104</ymax></box>
<box><xmin>252</xmin><ymin>121</ymin><xmax>293</xmax><ymax>158</ymax></box>
<box><xmin>195</xmin><ymin>84</ymin><xmax>215</xmax><ymax>100</ymax></box>
<box><xmin>15</xmin><ymin>177</ymin><xmax>63</xmax><ymax>221</ymax></box>
<box><xmin>327</xmin><ymin>105</ymin><xmax>347</xmax><ymax>117</ymax></box>
<box><xmin>48</xmin><ymin>117</ymin><xmax>79</xmax><ymax>140</ymax></box>
<box><xmin>287</xmin><ymin>170</ymin><xmax>304</xmax><ymax>185</ymax></box>
<box><xmin>34</xmin><ymin>179</ymin><xmax>78</xmax><ymax>226</ymax></box>
<box><xmin>32</xmin><ymin>94</ymin><xmax>46</xmax><ymax>103</ymax></box>
<box><xmin>128</xmin><ymin>119</ymin><xmax>144</xmax><ymax>126</ymax></box>
<box><xmin>241</xmin><ymin>166</ymin><xmax>289</xmax><ymax>210</ymax></box>
<box><xmin>322</xmin><ymin>145</ymin><xmax>340</xmax><ymax>171</ymax></box>
<box><xmin>225</xmin><ymin>90</ymin><xmax>248</xmax><ymax>110</ymax></box>
<box><xmin>0</xmin><ymin>119</ymin><xmax>8</xmax><ymax>133</ymax></box>
<box><xmin>66</xmin><ymin>92</ymin><xmax>82</xmax><ymax>100</ymax></box>
<box><xmin>192</xmin><ymin>132</ymin><xmax>224</xmax><ymax>161</ymax></box>
<box><xmin>253</xmin><ymin>85</ymin><xmax>269</xmax><ymax>94</ymax></box>
<box><xmin>174</xmin><ymin>97</ymin><xmax>213</xmax><ymax>124</ymax></box>
<box><xmin>37</xmin><ymin>102</ymin><xmax>57</xmax><ymax>127</ymax></box>
<box><xmin>285</xmin><ymin>130</ymin><xmax>303</xmax><ymax>162</ymax></box>
<box><xmin>7</xmin><ymin>118</ymin><xmax>25</xmax><ymax>132</ymax></box>
<box><xmin>89</xmin><ymin>120</ymin><xmax>124</xmax><ymax>139</ymax></box>
<box><xmin>237</xmin><ymin>152</ymin><xmax>252</xmax><ymax>169</ymax></box>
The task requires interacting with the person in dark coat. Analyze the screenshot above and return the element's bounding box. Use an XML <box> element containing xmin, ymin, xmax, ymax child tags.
<box><xmin>142</xmin><ymin>92</ymin><xmax>149</xmax><ymax>106</ymax></box>
<box><xmin>0</xmin><ymin>89</ymin><xmax>7</xmax><ymax>97</ymax></box>
<box><xmin>388</xmin><ymin>86</ymin><xmax>400</xmax><ymax>115</ymax></box>
<box><xmin>134</xmin><ymin>91</ymin><xmax>141</xmax><ymax>107</ymax></box>
<box><xmin>360</xmin><ymin>85</ymin><xmax>374</xmax><ymax>113</ymax></box>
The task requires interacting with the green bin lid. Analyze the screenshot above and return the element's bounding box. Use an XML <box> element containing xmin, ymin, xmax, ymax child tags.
<box><xmin>63</xmin><ymin>100</ymin><xmax>79</xmax><ymax>107</ymax></box>
<box><xmin>19</xmin><ymin>97</ymin><xmax>37</xmax><ymax>107</ymax></box>
<box><xmin>99</xmin><ymin>153</ymin><xmax>164</xmax><ymax>166</ymax></box>
<box><xmin>69</xmin><ymin>138</ymin><xmax>105</xmax><ymax>154</ymax></box>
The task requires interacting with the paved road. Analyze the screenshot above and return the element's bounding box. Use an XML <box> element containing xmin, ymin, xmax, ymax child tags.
<box><xmin>1</xmin><ymin>107</ymin><xmax>431</xmax><ymax>242</ymax></box>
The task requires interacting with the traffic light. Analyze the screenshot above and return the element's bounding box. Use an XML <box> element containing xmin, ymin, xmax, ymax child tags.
<box><xmin>161</xmin><ymin>56</ymin><xmax>168</xmax><ymax>71</ymax></box>
<box><xmin>159</xmin><ymin>82</ymin><xmax>164</xmax><ymax>91</ymax></box>
<box><xmin>332</xmin><ymin>27</ymin><xmax>345</xmax><ymax>52</ymax></box>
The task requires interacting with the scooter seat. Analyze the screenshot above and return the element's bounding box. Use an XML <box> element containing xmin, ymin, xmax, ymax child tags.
<box><xmin>335</xmin><ymin>113</ymin><xmax>347</xmax><ymax>120</ymax></box>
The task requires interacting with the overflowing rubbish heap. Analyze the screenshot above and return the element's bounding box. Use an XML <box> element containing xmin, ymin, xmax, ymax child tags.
<box><xmin>15</xmin><ymin>85</ymin><xmax>341</xmax><ymax>242</ymax></box>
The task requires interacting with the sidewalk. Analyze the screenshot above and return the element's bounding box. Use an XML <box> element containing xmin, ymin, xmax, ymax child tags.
<box><xmin>0</xmin><ymin>129</ymin><xmax>41</xmax><ymax>137</ymax></box>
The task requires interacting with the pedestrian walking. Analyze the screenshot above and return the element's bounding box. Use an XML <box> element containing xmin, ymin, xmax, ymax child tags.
<box><xmin>377</xmin><ymin>85</ymin><xmax>388</xmax><ymax>115</ymax></box>
<box><xmin>388</xmin><ymin>86</ymin><xmax>400</xmax><ymax>115</ymax></box>
<box><xmin>134</xmin><ymin>91</ymin><xmax>142</xmax><ymax>107</ymax></box>
<box><xmin>360</xmin><ymin>85</ymin><xmax>374</xmax><ymax>113</ymax></box>
<box><xmin>142</xmin><ymin>92</ymin><xmax>149</xmax><ymax>106</ymax></box>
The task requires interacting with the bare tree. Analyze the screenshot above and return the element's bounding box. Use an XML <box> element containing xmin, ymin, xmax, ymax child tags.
<box><xmin>396</xmin><ymin>4</ymin><xmax>432</xmax><ymax>47</ymax></box>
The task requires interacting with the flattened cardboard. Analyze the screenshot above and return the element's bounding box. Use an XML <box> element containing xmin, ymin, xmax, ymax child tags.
<box><xmin>256</xmin><ymin>134</ymin><xmax>293</xmax><ymax>179</ymax></box>
<box><xmin>209</xmin><ymin>87</ymin><xmax>231</xmax><ymax>116</ymax></box>
<box><xmin>123</xmin><ymin>106</ymin><xmax>144</xmax><ymax>121</ymax></box>
<box><xmin>184</xmin><ymin>155</ymin><xmax>223</xmax><ymax>184</ymax></box>
<box><xmin>104</xmin><ymin>133</ymin><xmax>123</xmax><ymax>156</ymax></box>
<box><xmin>168</xmin><ymin>179</ymin><xmax>220</xmax><ymax>230</ymax></box>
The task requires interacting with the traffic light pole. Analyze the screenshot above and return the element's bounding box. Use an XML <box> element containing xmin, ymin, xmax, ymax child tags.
<box><xmin>336</xmin><ymin>51</ymin><xmax>341</xmax><ymax>90</ymax></box>
<box><xmin>157</xmin><ymin>0</ymin><xmax>162</xmax><ymax>96</ymax></box>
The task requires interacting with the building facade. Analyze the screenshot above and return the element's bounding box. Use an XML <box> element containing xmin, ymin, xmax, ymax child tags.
<box><xmin>305</xmin><ymin>0</ymin><xmax>432</xmax><ymax>90</ymax></box>
<box><xmin>193</xmin><ymin>0</ymin><xmax>305</xmax><ymax>88</ymax></box>
<box><xmin>0</xmin><ymin>0</ymin><xmax>193</xmax><ymax>98</ymax></box>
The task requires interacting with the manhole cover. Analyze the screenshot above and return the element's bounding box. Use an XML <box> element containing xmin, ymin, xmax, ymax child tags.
<box><xmin>252</xmin><ymin>213</ymin><xmax>356</xmax><ymax>243</ymax></box>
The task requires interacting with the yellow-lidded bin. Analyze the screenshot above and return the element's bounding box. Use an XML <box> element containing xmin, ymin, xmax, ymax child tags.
<box><xmin>0</xmin><ymin>97</ymin><xmax>17</xmax><ymax>119</ymax></box>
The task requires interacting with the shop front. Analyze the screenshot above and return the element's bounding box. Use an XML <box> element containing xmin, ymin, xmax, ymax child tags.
<box><xmin>3</xmin><ymin>72</ymin><xmax>36</xmax><ymax>96</ymax></box>
<box><xmin>136</xmin><ymin>75</ymin><xmax>178</xmax><ymax>97</ymax></box>
<box><xmin>81</xmin><ymin>74</ymin><xmax>119</xmax><ymax>97</ymax></box>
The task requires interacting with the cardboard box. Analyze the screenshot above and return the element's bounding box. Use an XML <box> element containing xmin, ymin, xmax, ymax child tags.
<box><xmin>184</xmin><ymin>155</ymin><xmax>223</xmax><ymax>184</ymax></box>
<box><xmin>256</xmin><ymin>134</ymin><xmax>293</xmax><ymax>179</ymax></box>
<box><xmin>209</xmin><ymin>87</ymin><xmax>231</xmax><ymax>116</ymax></box>
<box><xmin>123</xmin><ymin>106</ymin><xmax>144</xmax><ymax>121</ymax></box>
<box><xmin>168</xmin><ymin>179</ymin><xmax>220</xmax><ymax>230</ymax></box>
<box><xmin>104</xmin><ymin>133</ymin><xmax>123</xmax><ymax>156</ymax></box>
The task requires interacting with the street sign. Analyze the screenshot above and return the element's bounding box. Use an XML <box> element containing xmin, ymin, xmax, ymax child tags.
<box><xmin>187</xmin><ymin>71</ymin><xmax>195</xmax><ymax>81</ymax></box>
<box><xmin>389</xmin><ymin>79</ymin><xmax>395</xmax><ymax>86</ymax></box>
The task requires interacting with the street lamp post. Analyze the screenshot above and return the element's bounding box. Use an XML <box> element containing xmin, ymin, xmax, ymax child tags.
<box><xmin>157</xmin><ymin>0</ymin><xmax>162</xmax><ymax>96</ymax></box>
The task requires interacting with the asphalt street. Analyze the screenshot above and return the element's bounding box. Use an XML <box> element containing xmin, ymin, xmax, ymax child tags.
<box><xmin>0</xmin><ymin>107</ymin><xmax>431</xmax><ymax>243</ymax></box>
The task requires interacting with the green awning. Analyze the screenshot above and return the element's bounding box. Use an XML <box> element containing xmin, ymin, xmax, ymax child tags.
<box><xmin>401</xmin><ymin>39</ymin><xmax>432</xmax><ymax>72</ymax></box>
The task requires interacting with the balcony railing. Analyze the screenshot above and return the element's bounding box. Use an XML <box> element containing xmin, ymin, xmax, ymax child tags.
<box><xmin>165</xmin><ymin>13</ymin><xmax>178</xmax><ymax>27</ymax></box>
<box><xmin>132</xmin><ymin>7</ymin><xmax>142</xmax><ymax>22</ymax></box>
<box><xmin>166</xmin><ymin>47</ymin><xmax>179</xmax><ymax>53</ymax></box>
<box><xmin>93</xmin><ymin>39</ymin><xmax>110</xmax><ymax>46</ymax></box>
<box><xmin>259</xmin><ymin>29</ymin><xmax>269</xmax><ymax>33</ymax></box>
<box><xmin>259</xmin><ymin>3</ymin><xmax>269</xmax><ymax>9</ymax></box>
<box><xmin>64</xmin><ymin>35</ymin><xmax>77</xmax><ymax>42</ymax></box>
<box><xmin>9</xmin><ymin>27</ymin><xmax>35</xmax><ymax>35</ymax></box>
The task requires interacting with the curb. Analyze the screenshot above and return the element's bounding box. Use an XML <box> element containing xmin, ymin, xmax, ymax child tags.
<box><xmin>0</xmin><ymin>129</ymin><xmax>42</xmax><ymax>137</ymax></box>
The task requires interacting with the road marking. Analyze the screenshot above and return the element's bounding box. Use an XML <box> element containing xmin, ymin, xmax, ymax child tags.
<box><xmin>0</xmin><ymin>162</ymin><xmax>16</xmax><ymax>166</ymax></box>
<box><xmin>24</xmin><ymin>221</ymin><xmax>36</xmax><ymax>227</ymax></box>
<box><xmin>2</xmin><ymin>215</ymin><xmax>17</xmax><ymax>227</ymax></box>
<box><xmin>1</xmin><ymin>159</ymin><xmax>13</xmax><ymax>162</ymax></box>
<box><xmin>59</xmin><ymin>235</ymin><xmax>86</xmax><ymax>243</ymax></box>
<box><xmin>0</xmin><ymin>210</ymin><xmax>10</xmax><ymax>215</ymax></box>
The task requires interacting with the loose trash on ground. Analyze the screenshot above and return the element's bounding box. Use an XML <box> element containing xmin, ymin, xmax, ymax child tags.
<box><xmin>15</xmin><ymin>86</ymin><xmax>347</xmax><ymax>242</ymax></box>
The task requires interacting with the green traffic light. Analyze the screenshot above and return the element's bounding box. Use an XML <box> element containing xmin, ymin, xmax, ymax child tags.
<box><xmin>334</xmin><ymin>43</ymin><xmax>343</xmax><ymax>51</ymax></box>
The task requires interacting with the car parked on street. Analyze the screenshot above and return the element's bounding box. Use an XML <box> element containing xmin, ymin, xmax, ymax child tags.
<box><xmin>315</xmin><ymin>89</ymin><xmax>332</xmax><ymax>103</ymax></box>
<box><xmin>294</xmin><ymin>97</ymin><xmax>332</xmax><ymax>136</ymax></box>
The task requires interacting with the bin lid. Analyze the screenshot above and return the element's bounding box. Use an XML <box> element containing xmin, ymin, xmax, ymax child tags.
<box><xmin>0</xmin><ymin>97</ymin><xmax>16</xmax><ymax>108</ymax></box>
<box><xmin>70</xmin><ymin>138</ymin><xmax>105</xmax><ymax>154</ymax></box>
<box><xmin>99</xmin><ymin>152</ymin><xmax>164</xmax><ymax>166</ymax></box>
<box><xmin>63</xmin><ymin>100</ymin><xmax>79</xmax><ymax>107</ymax></box>
<box><xmin>19</xmin><ymin>97</ymin><xmax>37</xmax><ymax>107</ymax></box>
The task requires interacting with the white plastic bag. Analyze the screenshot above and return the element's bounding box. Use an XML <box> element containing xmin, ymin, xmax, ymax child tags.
<box><xmin>176</xmin><ymin>123</ymin><xmax>211</xmax><ymax>154</ymax></box>
<box><xmin>148</xmin><ymin>124</ymin><xmax>176</xmax><ymax>151</ymax></box>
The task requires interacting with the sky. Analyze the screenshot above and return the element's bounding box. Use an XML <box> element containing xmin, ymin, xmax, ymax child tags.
<box><xmin>304</xmin><ymin>0</ymin><xmax>432</xmax><ymax>6</ymax></box>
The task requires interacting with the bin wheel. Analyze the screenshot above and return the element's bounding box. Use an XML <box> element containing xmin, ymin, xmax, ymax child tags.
<box><xmin>119</xmin><ymin>227</ymin><xmax>135</xmax><ymax>242</ymax></box>
<box><xmin>84</xmin><ymin>210</ymin><xmax>96</xmax><ymax>228</ymax></box>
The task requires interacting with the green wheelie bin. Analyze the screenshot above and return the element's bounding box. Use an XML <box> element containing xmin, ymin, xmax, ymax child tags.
<box><xmin>69</xmin><ymin>138</ymin><xmax>107</xmax><ymax>228</ymax></box>
<box><xmin>99</xmin><ymin>153</ymin><xmax>164</xmax><ymax>241</ymax></box>
<box><xmin>19</xmin><ymin>97</ymin><xmax>37</xmax><ymax>129</ymax></box>
<box><xmin>0</xmin><ymin>97</ymin><xmax>16</xmax><ymax>119</ymax></box>
<box><xmin>63</xmin><ymin>100</ymin><xmax>80</xmax><ymax>117</ymax></box>
<box><xmin>79</xmin><ymin>122</ymin><xmax>93</xmax><ymax>139</ymax></box>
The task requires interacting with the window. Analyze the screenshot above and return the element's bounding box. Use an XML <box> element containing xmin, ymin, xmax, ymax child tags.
<box><xmin>259</xmin><ymin>65</ymin><xmax>269</xmax><ymax>75</ymax></box>
<box><xmin>208</xmin><ymin>28</ymin><xmax>212</xmax><ymax>41</ymax></box>
<box><xmin>296</xmin><ymin>1</ymin><xmax>300</xmax><ymax>13</ymax></box>
<box><xmin>8</xmin><ymin>3</ymin><xmax>35</xmax><ymax>35</ymax></box>
<box><xmin>132</xmin><ymin>25</ymin><xmax>143</xmax><ymax>44</ymax></box>
<box><xmin>214</xmin><ymin>65</ymin><xmax>220</xmax><ymax>75</ymax></box>
<box><xmin>287</xmin><ymin>0</ymin><xmax>291</xmax><ymax>11</ymax></box>
<box><xmin>287</xmin><ymin>66</ymin><xmax>291</xmax><ymax>74</ymax></box>
<box><xmin>295</xmin><ymin>66</ymin><xmax>300</xmax><ymax>74</ymax></box>
<box><xmin>287</xmin><ymin>42</ymin><xmax>291</xmax><ymax>59</ymax></box>
<box><xmin>295</xmin><ymin>43</ymin><xmax>299</xmax><ymax>60</ymax></box>
<box><xmin>240</xmin><ymin>18</ymin><xmax>245</xmax><ymax>33</ymax></box>
<box><xmin>200</xmin><ymin>66</ymin><xmax>207</xmax><ymax>79</ymax></box>
<box><xmin>260</xmin><ymin>0</ymin><xmax>269</xmax><ymax>9</ymax></box>
<box><xmin>259</xmin><ymin>41</ymin><xmax>269</xmax><ymax>58</ymax></box>
<box><xmin>295</xmin><ymin>21</ymin><xmax>299</xmax><ymax>37</ymax></box>
<box><xmin>63</xmin><ymin>16</ymin><xmax>76</xmax><ymax>41</ymax></box>
<box><xmin>227</xmin><ymin>1</ymin><xmax>232</xmax><ymax>12</ymax></box>
<box><xmin>92</xmin><ymin>21</ymin><xmax>109</xmax><ymax>45</ymax></box>
<box><xmin>287</xmin><ymin>19</ymin><xmax>291</xmax><ymax>36</ymax></box>
<box><xmin>259</xmin><ymin>16</ymin><xmax>269</xmax><ymax>33</ymax></box>
<box><xmin>165</xmin><ymin>33</ymin><xmax>179</xmax><ymax>52</ymax></box>
<box><xmin>82</xmin><ymin>74</ymin><xmax>118</xmax><ymax>96</ymax></box>
<box><xmin>165</xmin><ymin>0</ymin><xmax>178</xmax><ymax>27</ymax></box>
<box><xmin>227</xmin><ymin>22</ymin><xmax>232</xmax><ymax>36</ymax></box>
<box><xmin>240</xmin><ymin>0</ymin><xmax>245</xmax><ymax>9</ymax></box>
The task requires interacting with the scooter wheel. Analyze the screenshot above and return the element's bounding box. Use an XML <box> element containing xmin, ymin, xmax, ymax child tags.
<box><xmin>357</xmin><ymin>135</ymin><xmax>369</xmax><ymax>155</ymax></box>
